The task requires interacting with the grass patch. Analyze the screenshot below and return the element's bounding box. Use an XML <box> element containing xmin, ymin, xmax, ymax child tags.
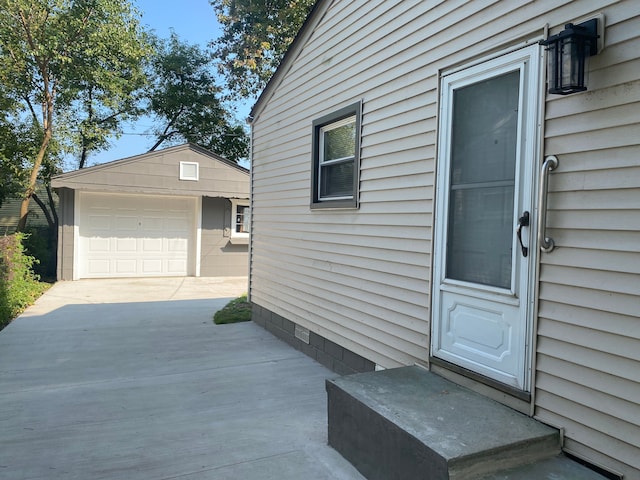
<box><xmin>213</xmin><ymin>294</ymin><xmax>252</xmax><ymax>325</ymax></box>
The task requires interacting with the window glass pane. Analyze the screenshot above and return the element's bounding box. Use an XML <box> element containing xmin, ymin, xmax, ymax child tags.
<box><xmin>235</xmin><ymin>206</ymin><xmax>250</xmax><ymax>233</ymax></box>
<box><xmin>320</xmin><ymin>161</ymin><xmax>353</xmax><ymax>198</ymax></box>
<box><xmin>323</xmin><ymin>121</ymin><xmax>355</xmax><ymax>161</ymax></box>
<box><xmin>446</xmin><ymin>70</ymin><xmax>520</xmax><ymax>289</ymax></box>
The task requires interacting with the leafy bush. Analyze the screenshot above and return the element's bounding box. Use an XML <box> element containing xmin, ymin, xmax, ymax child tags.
<box><xmin>213</xmin><ymin>294</ymin><xmax>252</xmax><ymax>324</ymax></box>
<box><xmin>0</xmin><ymin>233</ymin><xmax>49</xmax><ymax>330</ymax></box>
<box><xmin>22</xmin><ymin>226</ymin><xmax>56</xmax><ymax>280</ymax></box>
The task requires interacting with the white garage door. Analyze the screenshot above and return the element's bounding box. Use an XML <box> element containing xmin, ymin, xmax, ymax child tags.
<box><xmin>78</xmin><ymin>193</ymin><xmax>195</xmax><ymax>278</ymax></box>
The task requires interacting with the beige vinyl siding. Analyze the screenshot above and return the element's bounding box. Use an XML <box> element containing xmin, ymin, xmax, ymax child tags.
<box><xmin>535</xmin><ymin>5</ymin><xmax>640</xmax><ymax>477</ymax></box>
<box><xmin>250</xmin><ymin>0</ymin><xmax>585</xmax><ymax>370</ymax></box>
<box><xmin>251</xmin><ymin>0</ymin><xmax>639</xmax><ymax>476</ymax></box>
<box><xmin>251</xmin><ymin>0</ymin><xmax>439</xmax><ymax>368</ymax></box>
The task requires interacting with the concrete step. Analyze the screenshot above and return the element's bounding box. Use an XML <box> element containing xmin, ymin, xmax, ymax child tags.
<box><xmin>479</xmin><ymin>454</ymin><xmax>610</xmax><ymax>479</ymax></box>
<box><xmin>326</xmin><ymin>366</ymin><xmax>561</xmax><ymax>480</ymax></box>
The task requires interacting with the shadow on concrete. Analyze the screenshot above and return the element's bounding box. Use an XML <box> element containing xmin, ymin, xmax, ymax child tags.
<box><xmin>0</xmin><ymin>297</ymin><xmax>365</xmax><ymax>480</ymax></box>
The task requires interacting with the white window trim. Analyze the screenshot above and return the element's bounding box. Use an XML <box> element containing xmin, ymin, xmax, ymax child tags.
<box><xmin>195</xmin><ymin>196</ymin><xmax>202</xmax><ymax>277</ymax></box>
<box><xmin>230</xmin><ymin>199</ymin><xmax>250</xmax><ymax>238</ymax></box>
<box><xmin>179</xmin><ymin>161</ymin><xmax>199</xmax><ymax>181</ymax></box>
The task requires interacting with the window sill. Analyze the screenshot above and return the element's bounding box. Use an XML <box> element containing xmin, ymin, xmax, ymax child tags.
<box><xmin>229</xmin><ymin>236</ymin><xmax>249</xmax><ymax>245</ymax></box>
<box><xmin>310</xmin><ymin>200</ymin><xmax>358</xmax><ymax>210</ymax></box>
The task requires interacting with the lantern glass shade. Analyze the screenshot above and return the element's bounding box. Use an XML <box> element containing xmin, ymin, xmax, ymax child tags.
<box><xmin>541</xmin><ymin>20</ymin><xmax>599</xmax><ymax>95</ymax></box>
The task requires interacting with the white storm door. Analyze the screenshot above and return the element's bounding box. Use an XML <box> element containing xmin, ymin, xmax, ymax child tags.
<box><xmin>432</xmin><ymin>46</ymin><xmax>541</xmax><ymax>390</ymax></box>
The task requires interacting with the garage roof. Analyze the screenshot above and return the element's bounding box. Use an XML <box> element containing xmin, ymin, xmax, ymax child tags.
<box><xmin>52</xmin><ymin>143</ymin><xmax>249</xmax><ymax>198</ymax></box>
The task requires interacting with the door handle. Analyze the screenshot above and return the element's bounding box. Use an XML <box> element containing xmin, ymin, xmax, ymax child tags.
<box><xmin>517</xmin><ymin>211</ymin><xmax>530</xmax><ymax>257</ymax></box>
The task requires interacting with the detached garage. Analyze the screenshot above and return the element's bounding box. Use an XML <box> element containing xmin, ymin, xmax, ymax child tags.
<box><xmin>52</xmin><ymin>143</ymin><xmax>250</xmax><ymax>280</ymax></box>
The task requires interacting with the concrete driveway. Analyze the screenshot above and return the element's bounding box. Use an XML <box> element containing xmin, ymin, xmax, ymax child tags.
<box><xmin>0</xmin><ymin>278</ymin><xmax>364</xmax><ymax>480</ymax></box>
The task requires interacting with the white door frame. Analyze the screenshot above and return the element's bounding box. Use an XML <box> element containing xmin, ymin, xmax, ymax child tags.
<box><xmin>431</xmin><ymin>45</ymin><xmax>543</xmax><ymax>391</ymax></box>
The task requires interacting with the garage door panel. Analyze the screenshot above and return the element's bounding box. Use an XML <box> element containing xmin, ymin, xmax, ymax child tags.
<box><xmin>167</xmin><ymin>259</ymin><xmax>187</xmax><ymax>274</ymax></box>
<box><xmin>89</xmin><ymin>237</ymin><xmax>110</xmax><ymax>252</ymax></box>
<box><xmin>88</xmin><ymin>259</ymin><xmax>111</xmax><ymax>275</ymax></box>
<box><xmin>115</xmin><ymin>215</ymin><xmax>138</xmax><ymax>231</ymax></box>
<box><xmin>115</xmin><ymin>259</ymin><xmax>137</xmax><ymax>275</ymax></box>
<box><xmin>142</xmin><ymin>259</ymin><xmax>162</xmax><ymax>275</ymax></box>
<box><xmin>79</xmin><ymin>193</ymin><xmax>194</xmax><ymax>278</ymax></box>
<box><xmin>166</xmin><ymin>217</ymin><xmax>189</xmax><ymax>232</ymax></box>
<box><xmin>142</xmin><ymin>216</ymin><xmax>164</xmax><ymax>232</ymax></box>
<box><xmin>115</xmin><ymin>238</ymin><xmax>137</xmax><ymax>252</ymax></box>
<box><xmin>88</xmin><ymin>214</ymin><xmax>111</xmax><ymax>229</ymax></box>
<box><xmin>142</xmin><ymin>238</ymin><xmax>163</xmax><ymax>252</ymax></box>
<box><xmin>168</xmin><ymin>238</ymin><xmax>188</xmax><ymax>252</ymax></box>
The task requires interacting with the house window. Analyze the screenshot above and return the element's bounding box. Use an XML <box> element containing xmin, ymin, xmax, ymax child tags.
<box><xmin>179</xmin><ymin>161</ymin><xmax>199</xmax><ymax>181</ymax></box>
<box><xmin>231</xmin><ymin>200</ymin><xmax>250</xmax><ymax>237</ymax></box>
<box><xmin>311</xmin><ymin>102</ymin><xmax>362</xmax><ymax>209</ymax></box>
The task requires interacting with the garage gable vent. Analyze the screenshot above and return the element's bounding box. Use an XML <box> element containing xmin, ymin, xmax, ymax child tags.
<box><xmin>179</xmin><ymin>161</ymin><xmax>199</xmax><ymax>181</ymax></box>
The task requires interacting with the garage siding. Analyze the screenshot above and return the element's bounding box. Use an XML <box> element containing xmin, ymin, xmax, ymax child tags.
<box><xmin>53</xmin><ymin>144</ymin><xmax>250</xmax><ymax>281</ymax></box>
<box><xmin>200</xmin><ymin>197</ymin><xmax>249</xmax><ymax>277</ymax></box>
<box><xmin>56</xmin><ymin>188</ymin><xmax>75</xmax><ymax>281</ymax></box>
<box><xmin>53</xmin><ymin>144</ymin><xmax>249</xmax><ymax>198</ymax></box>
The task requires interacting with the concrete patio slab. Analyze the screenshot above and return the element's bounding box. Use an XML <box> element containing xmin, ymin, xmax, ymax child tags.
<box><xmin>0</xmin><ymin>278</ymin><xmax>365</xmax><ymax>480</ymax></box>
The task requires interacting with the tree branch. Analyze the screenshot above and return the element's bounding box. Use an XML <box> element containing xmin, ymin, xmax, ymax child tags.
<box><xmin>148</xmin><ymin>130</ymin><xmax>179</xmax><ymax>152</ymax></box>
<box><xmin>23</xmin><ymin>95</ymin><xmax>39</xmax><ymax>125</ymax></box>
<box><xmin>46</xmin><ymin>184</ymin><xmax>58</xmax><ymax>227</ymax></box>
<box><xmin>148</xmin><ymin>107</ymin><xmax>185</xmax><ymax>152</ymax></box>
<box><xmin>31</xmin><ymin>192</ymin><xmax>54</xmax><ymax>230</ymax></box>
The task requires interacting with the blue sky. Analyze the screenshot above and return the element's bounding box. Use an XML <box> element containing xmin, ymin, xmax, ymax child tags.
<box><xmin>88</xmin><ymin>0</ymin><xmax>252</xmax><ymax>167</ymax></box>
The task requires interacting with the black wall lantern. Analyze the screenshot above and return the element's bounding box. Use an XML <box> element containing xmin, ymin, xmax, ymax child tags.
<box><xmin>540</xmin><ymin>19</ymin><xmax>599</xmax><ymax>95</ymax></box>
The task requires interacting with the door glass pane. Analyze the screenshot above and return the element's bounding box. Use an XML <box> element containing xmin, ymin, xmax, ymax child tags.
<box><xmin>446</xmin><ymin>70</ymin><xmax>520</xmax><ymax>289</ymax></box>
<box><xmin>447</xmin><ymin>186</ymin><xmax>515</xmax><ymax>288</ymax></box>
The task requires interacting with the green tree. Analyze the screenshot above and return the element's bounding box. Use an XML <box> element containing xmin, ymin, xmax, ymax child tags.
<box><xmin>146</xmin><ymin>33</ymin><xmax>248</xmax><ymax>163</ymax></box>
<box><xmin>210</xmin><ymin>0</ymin><xmax>315</xmax><ymax>98</ymax></box>
<box><xmin>0</xmin><ymin>0</ymin><xmax>151</xmax><ymax>231</ymax></box>
<box><xmin>68</xmin><ymin>62</ymin><xmax>148</xmax><ymax>169</ymax></box>
<box><xmin>0</xmin><ymin>96</ymin><xmax>24</xmax><ymax>207</ymax></box>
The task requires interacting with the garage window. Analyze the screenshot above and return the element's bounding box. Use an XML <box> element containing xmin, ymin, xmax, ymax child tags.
<box><xmin>231</xmin><ymin>199</ymin><xmax>250</xmax><ymax>238</ymax></box>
